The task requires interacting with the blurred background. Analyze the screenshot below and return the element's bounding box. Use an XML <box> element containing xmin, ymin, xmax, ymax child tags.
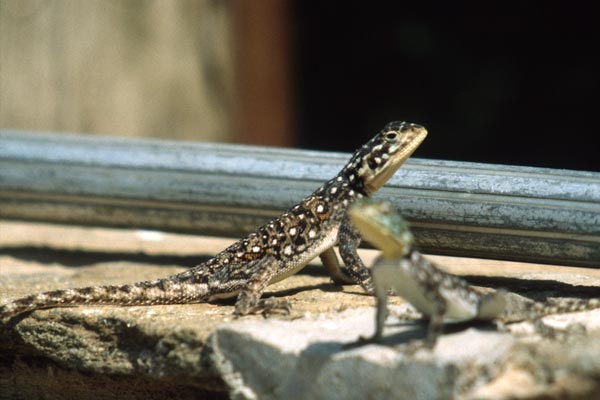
<box><xmin>1</xmin><ymin>0</ymin><xmax>598</xmax><ymax>171</ymax></box>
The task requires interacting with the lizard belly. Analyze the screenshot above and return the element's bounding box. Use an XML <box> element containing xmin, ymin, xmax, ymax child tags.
<box><xmin>438</xmin><ymin>287</ymin><xmax>479</xmax><ymax>322</ymax></box>
<box><xmin>268</xmin><ymin>226</ymin><xmax>340</xmax><ymax>285</ymax></box>
<box><xmin>376</xmin><ymin>261</ymin><xmax>438</xmax><ymax>317</ymax></box>
<box><xmin>376</xmin><ymin>260</ymin><xmax>477</xmax><ymax>322</ymax></box>
<box><xmin>208</xmin><ymin>227</ymin><xmax>340</xmax><ymax>300</ymax></box>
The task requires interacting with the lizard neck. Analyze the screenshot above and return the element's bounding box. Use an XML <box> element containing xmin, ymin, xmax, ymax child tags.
<box><xmin>312</xmin><ymin>170</ymin><xmax>368</xmax><ymax>215</ymax></box>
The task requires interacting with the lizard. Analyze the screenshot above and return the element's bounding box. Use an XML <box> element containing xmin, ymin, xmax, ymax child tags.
<box><xmin>0</xmin><ymin>121</ymin><xmax>428</xmax><ymax>320</ymax></box>
<box><xmin>348</xmin><ymin>199</ymin><xmax>600</xmax><ymax>348</ymax></box>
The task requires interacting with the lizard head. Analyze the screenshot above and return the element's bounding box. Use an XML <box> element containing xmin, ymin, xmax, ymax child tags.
<box><xmin>346</xmin><ymin>121</ymin><xmax>427</xmax><ymax>195</ymax></box>
<box><xmin>349</xmin><ymin>200</ymin><xmax>414</xmax><ymax>259</ymax></box>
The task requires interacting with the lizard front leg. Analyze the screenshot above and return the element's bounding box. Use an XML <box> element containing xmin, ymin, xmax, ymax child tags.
<box><xmin>208</xmin><ymin>256</ymin><xmax>291</xmax><ymax>316</ymax></box>
<box><xmin>367</xmin><ymin>271</ymin><xmax>390</xmax><ymax>343</ymax></box>
<box><xmin>354</xmin><ymin>257</ymin><xmax>391</xmax><ymax>344</ymax></box>
<box><xmin>394</xmin><ymin>293</ymin><xmax>447</xmax><ymax>354</ymax></box>
<box><xmin>338</xmin><ymin>215</ymin><xmax>374</xmax><ymax>293</ymax></box>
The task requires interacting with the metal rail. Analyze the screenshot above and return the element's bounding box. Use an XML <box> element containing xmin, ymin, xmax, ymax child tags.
<box><xmin>1</xmin><ymin>130</ymin><xmax>599</xmax><ymax>267</ymax></box>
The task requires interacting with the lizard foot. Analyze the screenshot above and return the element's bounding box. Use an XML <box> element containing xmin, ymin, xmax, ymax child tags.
<box><xmin>234</xmin><ymin>297</ymin><xmax>292</xmax><ymax>317</ymax></box>
<box><xmin>394</xmin><ymin>338</ymin><xmax>435</xmax><ymax>355</ymax></box>
<box><xmin>535</xmin><ymin>319</ymin><xmax>587</xmax><ymax>342</ymax></box>
<box><xmin>258</xmin><ymin>297</ymin><xmax>292</xmax><ymax>317</ymax></box>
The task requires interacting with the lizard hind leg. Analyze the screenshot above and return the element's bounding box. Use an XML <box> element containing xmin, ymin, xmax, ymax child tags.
<box><xmin>319</xmin><ymin>248</ymin><xmax>355</xmax><ymax>285</ymax></box>
<box><xmin>209</xmin><ymin>256</ymin><xmax>291</xmax><ymax>317</ymax></box>
<box><xmin>355</xmin><ymin>283</ymin><xmax>389</xmax><ymax>345</ymax></box>
<box><xmin>424</xmin><ymin>304</ymin><xmax>445</xmax><ymax>349</ymax></box>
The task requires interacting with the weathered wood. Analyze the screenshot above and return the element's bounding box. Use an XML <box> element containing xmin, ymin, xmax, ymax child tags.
<box><xmin>1</xmin><ymin>130</ymin><xmax>599</xmax><ymax>267</ymax></box>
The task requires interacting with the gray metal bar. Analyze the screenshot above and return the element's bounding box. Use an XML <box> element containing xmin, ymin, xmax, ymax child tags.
<box><xmin>1</xmin><ymin>130</ymin><xmax>599</xmax><ymax>267</ymax></box>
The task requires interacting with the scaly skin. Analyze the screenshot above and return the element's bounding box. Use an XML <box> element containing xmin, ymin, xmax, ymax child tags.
<box><xmin>349</xmin><ymin>200</ymin><xmax>600</xmax><ymax>347</ymax></box>
<box><xmin>1</xmin><ymin>122</ymin><xmax>427</xmax><ymax>320</ymax></box>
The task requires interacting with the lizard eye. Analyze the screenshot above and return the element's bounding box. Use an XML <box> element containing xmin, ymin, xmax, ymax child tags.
<box><xmin>384</xmin><ymin>131</ymin><xmax>399</xmax><ymax>141</ymax></box>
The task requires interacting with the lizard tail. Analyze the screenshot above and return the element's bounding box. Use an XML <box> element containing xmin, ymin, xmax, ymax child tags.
<box><xmin>531</xmin><ymin>297</ymin><xmax>600</xmax><ymax>317</ymax></box>
<box><xmin>0</xmin><ymin>278</ymin><xmax>210</xmax><ymax>319</ymax></box>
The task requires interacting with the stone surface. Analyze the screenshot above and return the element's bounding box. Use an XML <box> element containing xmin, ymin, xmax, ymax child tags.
<box><xmin>1</xmin><ymin>221</ymin><xmax>600</xmax><ymax>399</ymax></box>
<box><xmin>206</xmin><ymin>311</ymin><xmax>600</xmax><ymax>400</ymax></box>
<box><xmin>204</xmin><ymin>307</ymin><xmax>513</xmax><ymax>400</ymax></box>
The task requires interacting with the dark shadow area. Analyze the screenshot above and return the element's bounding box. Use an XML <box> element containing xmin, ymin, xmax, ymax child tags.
<box><xmin>264</xmin><ymin>282</ymin><xmax>345</xmax><ymax>298</ymax></box>
<box><xmin>343</xmin><ymin>318</ymin><xmax>499</xmax><ymax>350</ymax></box>
<box><xmin>0</xmin><ymin>353</ymin><xmax>227</xmax><ymax>399</ymax></box>
<box><xmin>0</xmin><ymin>246</ymin><xmax>212</xmax><ymax>268</ymax></box>
<box><xmin>461</xmin><ymin>275</ymin><xmax>600</xmax><ymax>300</ymax></box>
<box><xmin>342</xmin><ymin>323</ymin><xmax>428</xmax><ymax>350</ymax></box>
<box><xmin>207</xmin><ymin>282</ymin><xmax>344</xmax><ymax>309</ymax></box>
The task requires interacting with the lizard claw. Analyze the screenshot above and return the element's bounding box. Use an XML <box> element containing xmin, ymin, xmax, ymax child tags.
<box><xmin>258</xmin><ymin>297</ymin><xmax>292</xmax><ymax>317</ymax></box>
<box><xmin>394</xmin><ymin>338</ymin><xmax>435</xmax><ymax>355</ymax></box>
<box><xmin>233</xmin><ymin>297</ymin><xmax>292</xmax><ymax>318</ymax></box>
